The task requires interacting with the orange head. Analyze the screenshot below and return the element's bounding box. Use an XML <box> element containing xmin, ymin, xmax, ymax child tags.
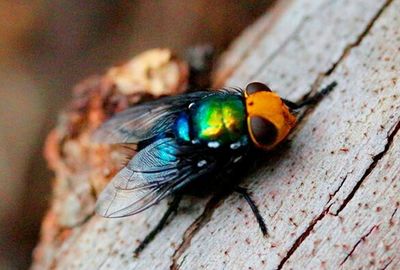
<box><xmin>244</xmin><ymin>82</ymin><xmax>297</xmax><ymax>150</ymax></box>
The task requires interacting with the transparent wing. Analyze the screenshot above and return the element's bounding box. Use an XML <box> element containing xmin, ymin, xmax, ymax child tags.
<box><xmin>92</xmin><ymin>91</ymin><xmax>213</xmax><ymax>144</ymax></box>
<box><xmin>95</xmin><ymin>138</ymin><xmax>217</xmax><ymax>217</ymax></box>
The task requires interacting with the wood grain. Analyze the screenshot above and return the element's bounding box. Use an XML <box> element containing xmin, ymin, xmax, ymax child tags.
<box><xmin>32</xmin><ymin>0</ymin><xmax>400</xmax><ymax>269</ymax></box>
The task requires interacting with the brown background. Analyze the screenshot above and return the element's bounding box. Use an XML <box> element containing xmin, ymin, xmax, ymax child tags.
<box><xmin>0</xmin><ymin>1</ymin><xmax>272</xmax><ymax>268</ymax></box>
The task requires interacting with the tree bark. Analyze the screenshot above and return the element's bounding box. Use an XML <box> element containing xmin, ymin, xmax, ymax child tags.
<box><xmin>32</xmin><ymin>0</ymin><xmax>400</xmax><ymax>269</ymax></box>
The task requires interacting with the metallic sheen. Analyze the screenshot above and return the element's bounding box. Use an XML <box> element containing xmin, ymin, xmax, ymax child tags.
<box><xmin>192</xmin><ymin>95</ymin><xmax>246</xmax><ymax>144</ymax></box>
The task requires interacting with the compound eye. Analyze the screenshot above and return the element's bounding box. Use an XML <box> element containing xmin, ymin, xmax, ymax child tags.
<box><xmin>249</xmin><ymin>116</ymin><xmax>278</xmax><ymax>146</ymax></box>
<box><xmin>245</xmin><ymin>82</ymin><xmax>271</xmax><ymax>95</ymax></box>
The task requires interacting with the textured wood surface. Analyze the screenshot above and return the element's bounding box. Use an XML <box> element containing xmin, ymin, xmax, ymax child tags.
<box><xmin>32</xmin><ymin>0</ymin><xmax>400</xmax><ymax>269</ymax></box>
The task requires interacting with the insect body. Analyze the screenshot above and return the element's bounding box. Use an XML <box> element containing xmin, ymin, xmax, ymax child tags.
<box><xmin>94</xmin><ymin>81</ymin><xmax>336</xmax><ymax>255</ymax></box>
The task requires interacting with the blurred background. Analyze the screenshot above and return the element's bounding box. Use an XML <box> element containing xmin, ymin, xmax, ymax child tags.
<box><xmin>0</xmin><ymin>1</ymin><xmax>272</xmax><ymax>268</ymax></box>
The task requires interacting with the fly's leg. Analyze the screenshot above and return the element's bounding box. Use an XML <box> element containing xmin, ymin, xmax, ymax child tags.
<box><xmin>282</xmin><ymin>81</ymin><xmax>337</xmax><ymax>110</ymax></box>
<box><xmin>133</xmin><ymin>194</ymin><xmax>182</xmax><ymax>257</ymax></box>
<box><xmin>234</xmin><ymin>186</ymin><xmax>268</xmax><ymax>236</ymax></box>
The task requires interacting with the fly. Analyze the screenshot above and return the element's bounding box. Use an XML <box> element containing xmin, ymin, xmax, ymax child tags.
<box><xmin>93</xmin><ymin>81</ymin><xmax>337</xmax><ymax>256</ymax></box>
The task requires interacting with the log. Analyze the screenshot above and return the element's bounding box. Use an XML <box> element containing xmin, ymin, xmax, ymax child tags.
<box><xmin>32</xmin><ymin>0</ymin><xmax>400</xmax><ymax>269</ymax></box>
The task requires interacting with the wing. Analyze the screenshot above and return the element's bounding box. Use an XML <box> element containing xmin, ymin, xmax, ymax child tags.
<box><xmin>95</xmin><ymin>138</ymin><xmax>218</xmax><ymax>217</ymax></box>
<box><xmin>92</xmin><ymin>91</ymin><xmax>213</xmax><ymax>144</ymax></box>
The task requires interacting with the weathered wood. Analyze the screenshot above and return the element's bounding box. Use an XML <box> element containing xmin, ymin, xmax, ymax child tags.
<box><xmin>32</xmin><ymin>0</ymin><xmax>400</xmax><ymax>269</ymax></box>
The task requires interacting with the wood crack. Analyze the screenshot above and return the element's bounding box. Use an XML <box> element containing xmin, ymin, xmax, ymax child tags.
<box><xmin>288</xmin><ymin>0</ymin><xmax>393</xmax><ymax>114</ymax></box>
<box><xmin>295</xmin><ymin>0</ymin><xmax>394</xmax><ymax>126</ymax></box>
<box><xmin>325</xmin><ymin>174</ymin><xmax>349</xmax><ymax>208</ymax></box>
<box><xmin>169</xmin><ymin>194</ymin><xmax>226</xmax><ymax>270</ymax></box>
<box><xmin>276</xmin><ymin>206</ymin><xmax>332</xmax><ymax>270</ymax></box>
<box><xmin>389</xmin><ymin>208</ymin><xmax>398</xmax><ymax>226</ymax></box>
<box><xmin>97</xmin><ymin>257</ymin><xmax>109</xmax><ymax>270</ymax></box>
<box><xmin>324</xmin><ymin>0</ymin><xmax>395</xmax><ymax>78</ymax></box>
<box><xmin>381</xmin><ymin>258</ymin><xmax>394</xmax><ymax>270</ymax></box>
<box><xmin>334</xmin><ymin>119</ymin><xmax>400</xmax><ymax>216</ymax></box>
<box><xmin>340</xmin><ymin>225</ymin><xmax>378</xmax><ymax>266</ymax></box>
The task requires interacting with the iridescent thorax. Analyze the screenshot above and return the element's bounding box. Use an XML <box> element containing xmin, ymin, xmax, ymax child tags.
<box><xmin>175</xmin><ymin>94</ymin><xmax>247</xmax><ymax>146</ymax></box>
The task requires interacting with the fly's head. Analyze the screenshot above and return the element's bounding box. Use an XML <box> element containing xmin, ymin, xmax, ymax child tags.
<box><xmin>244</xmin><ymin>82</ymin><xmax>296</xmax><ymax>150</ymax></box>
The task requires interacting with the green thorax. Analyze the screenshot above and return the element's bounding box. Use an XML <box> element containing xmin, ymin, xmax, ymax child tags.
<box><xmin>189</xmin><ymin>94</ymin><xmax>247</xmax><ymax>145</ymax></box>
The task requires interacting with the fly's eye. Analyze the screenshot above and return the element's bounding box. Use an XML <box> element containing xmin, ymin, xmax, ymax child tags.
<box><xmin>245</xmin><ymin>82</ymin><xmax>271</xmax><ymax>95</ymax></box>
<box><xmin>249</xmin><ymin>116</ymin><xmax>278</xmax><ymax>146</ymax></box>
